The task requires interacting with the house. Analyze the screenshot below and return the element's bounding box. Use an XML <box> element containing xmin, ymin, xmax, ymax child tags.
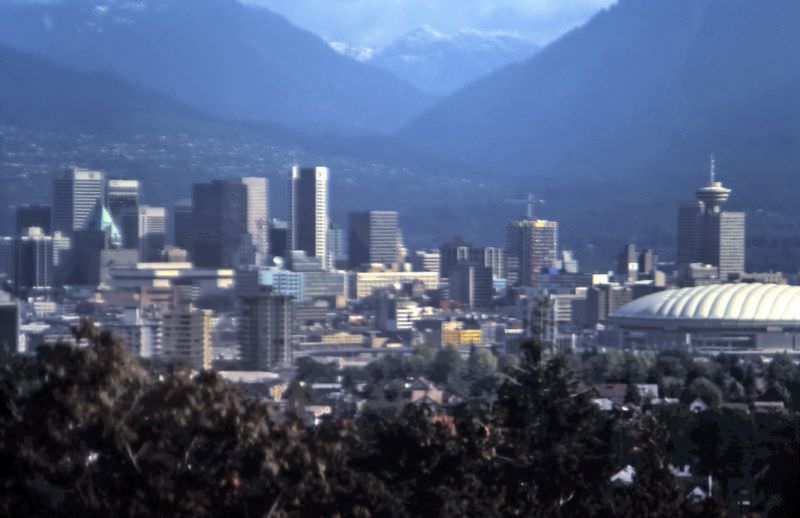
<box><xmin>592</xmin><ymin>398</ymin><xmax>615</xmax><ymax>412</ymax></box>
<box><xmin>302</xmin><ymin>405</ymin><xmax>332</xmax><ymax>426</ymax></box>
<box><xmin>610</xmin><ymin>465</ymin><xmax>636</xmax><ymax>485</ymax></box>
<box><xmin>592</xmin><ymin>384</ymin><xmax>628</xmax><ymax>405</ymax></box>
<box><xmin>408</xmin><ymin>377</ymin><xmax>444</xmax><ymax>405</ymax></box>
<box><xmin>686</xmin><ymin>486</ymin><xmax>709</xmax><ymax>502</ymax></box>
<box><xmin>635</xmin><ymin>384</ymin><xmax>660</xmax><ymax>401</ymax></box>
<box><xmin>753</xmin><ymin>401</ymin><xmax>786</xmax><ymax>414</ymax></box>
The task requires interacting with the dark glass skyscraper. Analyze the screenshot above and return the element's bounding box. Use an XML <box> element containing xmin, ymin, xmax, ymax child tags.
<box><xmin>14</xmin><ymin>204</ymin><xmax>51</xmax><ymax>236</ymax></box>
<box><xmin>191</xmin><ymin>180</ymin><xmax>248</xmax><ymax>268</ymax></box>
<box><xmin>289</xmin><ymin>166</ymin><xmax>329</xmax><ymax>268</ymax></box>
<box><xmin>238</xmin><ymin>289</ymin><xmax>295</xmax><ymax>370</ymax></box>
<box><xmin>348</xmin><ymin>211</ymin><xmax>400</xmax><ymax>269</ymax></box>
<box><xmin>107</xmin><ymin>179</ymin><xmax>140</xmax><ymax>249</ymax></box>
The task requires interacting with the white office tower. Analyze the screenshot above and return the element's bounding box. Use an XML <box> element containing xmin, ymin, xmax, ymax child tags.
<box><xmin>289</xmin><ymin>166</ymin><xmax>329</xmax><ymax>269</ymax></box>
<box><xmin>138</xmin><ymin>206</ymin><xmax>167</xmax><ymax>262</ymax></box>
<box><xmin>240</xmin><ymin>177</ymin><xmax>270</xmax><ymax>265</ymax></box>
<box><xmin>161</xmin><ymin>303</ymin><xmax>212</xmax><ymax>371</ymax></box>
<box><xmin>413</xmin><ymin>250</ymin><xmax>441</xmax><ymax>273</ymax></box>
<box><xmin>52</xmin><ymin>167</ymin><xmax>106</xmax><ymax>235</ymax></box>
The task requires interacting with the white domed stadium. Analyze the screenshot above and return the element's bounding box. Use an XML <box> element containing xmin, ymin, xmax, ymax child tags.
<box><xmin>608</xmin><ymin>284</ymin><xmax>800</xmax><ymax>354</ymax></box>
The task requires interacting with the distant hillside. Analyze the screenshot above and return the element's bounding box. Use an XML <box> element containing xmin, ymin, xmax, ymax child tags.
<box><xmin>0</xmin><ymin>0</ymin><xmax>433</xmax><ymax>135</ymax></box>
<box><xmin>0</xmin><ymin>44</ymin><xmax>204</xmax><ymax>131</ymax></box>
<box><xmin>367</xmin><ymin>26</ymin><xmax>540</xmax><ymax>96</ymax></box>
<box><xmin>402</xmin><ymin>0</ymin><xmax>800</xmax><ymax>178</ymax></box>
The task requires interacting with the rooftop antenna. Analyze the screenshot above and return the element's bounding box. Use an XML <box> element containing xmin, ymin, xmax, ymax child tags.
<box><xmin>505</xmin><ymin>193</ymin><xmax>545</xmax><ymax>220</ymax></box>
<box><xmin>709</xmin><ymin>154</ymin><xmax>716</xmax><ymax>184</ymax></box>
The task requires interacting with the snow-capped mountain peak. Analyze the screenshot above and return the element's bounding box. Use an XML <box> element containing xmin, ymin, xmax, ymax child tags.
<box><xmin>354</xmin><ymin>26</ymin><xmax>541</xmax><ymax>95</ymax></box>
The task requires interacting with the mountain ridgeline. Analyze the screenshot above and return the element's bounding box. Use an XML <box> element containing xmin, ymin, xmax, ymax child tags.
<box><xmin>0</xmin><ymin>0</ymin><xmax>433</xmax><ymax>135</ymax></box>
<box><xmin>368</xmin><ymin>27</ymin><xmax>540</xmax><ymax>96</ymax></box>
<box><xmin>402</xmin><ymin>0</ymin><xmax>800</xmax><ymax>190</ymax></box>
<box><xmin>0</xmin><ymin>44</ymin><xmax>210</xmax><ymax>131</ymax></box>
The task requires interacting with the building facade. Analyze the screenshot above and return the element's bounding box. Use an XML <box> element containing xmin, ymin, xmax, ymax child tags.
<box><xmin>161</xmin><ymin>303</ymin><xmax>212</xmax><ymax>371</ymax></box>
<box><xmin>506</xmin><ymin>219</ymin><xmax>559</xmax><ymax>287</ymax></box>
<box><xmin>15</xmin><ymin>204</ymin><xmax>51</xmax><ymax>236</ymax></box>
<box><xmin>289</xmin><ymin>166</ymin><xmax>329</xmax><ymax>268</ymax></box>
<box><xmin>451</xmin><ymin>263</ymin><xmax>493</xmax><ymax>308</ymax></box>
<box><xmin>677</xmin><ymin>168</ymin><xmax>745</xmax><ymax>282</ymax></box>
<box><xmin>107</xmin><ymin>179</ymin><xmax>140</xmax><ymax>249</ymax></box>
<box><xmin>240</xmin><ymin>177</ymin><xmax>270</xmax><ymax>265</ymax></box>
<box><xmin>348</xmin><ymin>210</ymin><xmax>401</xmax><ymax>269</ymax></box>
<box><xmin>52</xmin><ymin>167</ymin><xmax>105</xmax><ymax>236</ymax></box>
<box><xmin>191</xmin><ymin>179</ymin><xmax>248</xmax><ymax>268</ymax></box>
<box><xmin>138</xmin><ymin>206</ymin><xmax>167</xmax><ymax>262</ymax></box>
<box><xmin>238</xmin><ymin>290</ymin><xmax>295</xmax><ymax>370</ymax></box>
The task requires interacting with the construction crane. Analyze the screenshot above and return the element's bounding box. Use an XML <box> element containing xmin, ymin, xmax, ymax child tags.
<box><xmin>505</xmin><ymin>193</ymin><xmax>545</xmax><ymax>220</ymax></box>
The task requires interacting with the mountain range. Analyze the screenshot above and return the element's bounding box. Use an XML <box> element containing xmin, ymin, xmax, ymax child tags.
<box><xmin>0</xmin><ymin>0</ymin><xmax>433</xmax><ymax>135</ymax></box>
<box><xmin>334</xmin><ymin>26</ymin><xmax>540</xmax><ymax>96</ymax></box>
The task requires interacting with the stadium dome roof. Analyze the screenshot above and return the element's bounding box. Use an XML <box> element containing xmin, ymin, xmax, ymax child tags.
<box><xmin>612</xmin><ymin>284</ymin><xmax>800</xmax><ymax>323</ymax></box>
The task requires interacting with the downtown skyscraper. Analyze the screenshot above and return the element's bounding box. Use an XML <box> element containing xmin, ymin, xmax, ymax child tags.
<box><xmin>190</xmin><ymin>177</ymin><xmax>269</xmax><ymax>268</ymax></box>
<box><xmin>240</xmin><ymin>177</ymin><xmax>269</xmax><ymax>265</ymax></box>
<box><xmin>52</xmin><ymin>167</ymin><xmax>105</xmax><ymax>236</ymax></box>
<box><xmin>505</xmin><ymin>219</ymin><xmax>559</xmax><ymax>287</ymax></box>
<box><xmin>289</xmin><ymin>166</ymin><xmax>329</xmax><ymax>269</ymax></box>
<box><xmin>677</xmin><ymin>160</ymin><xmax>745</xmax><ymax>282</ymax></box>
<box><xmin>107</xmin><ymin>178</ymin><xmax>140</xmax><ymax>249</ymax></box>
<box><xmin>348</xmin><ymin>210</ymin><xmax>401</xmax><ymax>269</ymax></box>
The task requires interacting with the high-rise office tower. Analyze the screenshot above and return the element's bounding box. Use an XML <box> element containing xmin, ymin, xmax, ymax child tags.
<box><xmin>107</xmin><ymin>179</ymin><xmax>140</xmax><ymax>248</ymax></box>
<box><xmin>638</xmin><ymin>249</ymin><xmax>655</xmax><ymax>276</ymax></box>
<box><xmin>14</xmin><ymin>205</ymin><xmax>51</xmax><ymax>236</ymax></box>
<box><xmin>327</xmin><ymin>222</ymin><xmax>345</xmax><ymax>268</ymax></box>
<box><xmin>439</xmin><ymin>237</ymin><xmax>472</xmax><ymax>279</ymax></box>
<box><xmin>677</xmin><ymin>159</ymin><xmax>745</xmax><ymax>281</ymax></box>
<box><xmin>65</xmin><ymin>205</ymin><xmax>123</xmax><ymax>287</ymax></box>
<box><xmin>13</xmin><ymin>227</ymin><xmax>53</xmax><ymax>296</ymax></box>
<box><xmin>0</xmin><ymin>238</ymin><xmax>13</xmax><ymax>281</ymax></box>
<box><xmin>161</xmin><ymin>303</ymin><xmax>212</xmax><ymax>371</ymax></box>
<box><xmin>470</xmin><ymin>246</ymin><xmax>505</xmax><ymax>279</ymax></box>
<box><xmin>451</xmin><ymin>263</ymin><xmax>494</xmax><ymax>309</ymax></box>
<box><xmin>616</xmin><ymin>244</ymin><xmax>639</xmax><ymax>282</ymax></box>
<box><xmin>413</xmin><ymin>250</ymin><xmax>441</xmax><ymax>273</ymax></box>
<box><xmin>172</xmin><ymin>201</ymin><xmax>193</xmax><ymax>252</ymax></box>
<box><xmin>505</xmin><ymin>219</ymin><xmax>559</xmax><ymax>287</ymax></box>
<box><xmin>191</xmin><ymin>178</ymin><xmax>268</xmax><ymax>268</ymax></box>
<box><xmin>191</xmin><ymin>180</ymin><xmax>247</xmax><ymax>268</ymax></box>
<box><xmin>0</xmin><ymin>294</ymin><xmax>19</xmax><ymax>354</ymax></box>
<box><xmin>52</xmin><ymin>167</ymin><xmax>105</xmax><ymax>236</ymax></box>
<box><xmin>138</xmin><ymin>206</ymin><xmax>167</xmax><ymax>262</ymax></box>
<box><xmin>269</xmin><ymin>219</ymin><xmax>289</xmax><ymax>260</ymax></box>
<box><xmin>555</xmin><ymin>250</ymin><xmax>580</xmax><ymax>274</ymax></box>
<box><xmin>238</xmin><ymin>288</ymin><xmax>294</xmax><ymax>370</ymax></box>
<box><xmin>240</xmin><ymin>177</ymin><xmax>269</xmax><ymax>265</ymax></box>
<box><xmin>289</xmin><ymin>166</ymin><xmax>329</xmax><ymax>268</ymax></box>
<box><xmin>348</xmin><ymin>211</ymin><xmax>401</xmax><ymax>269</ymax></box>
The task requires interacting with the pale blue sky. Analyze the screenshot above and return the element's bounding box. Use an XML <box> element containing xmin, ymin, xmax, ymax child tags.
<box><xmin>245</xmin><ymin>0</ymin><xmax>617</xmax><ymax>47</ymax></box>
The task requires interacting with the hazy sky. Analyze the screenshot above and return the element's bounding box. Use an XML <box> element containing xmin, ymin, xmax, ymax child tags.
<box><xmin>246</xmin><ymin>0</ymin><xmax>617</xmax><ymax>47</ymax></box>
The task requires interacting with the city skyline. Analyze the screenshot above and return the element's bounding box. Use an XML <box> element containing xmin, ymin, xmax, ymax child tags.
<box><xmin>2</xmin><ymin>1</ymin><xmax>800</xmax><ymax>514</ymax></box>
